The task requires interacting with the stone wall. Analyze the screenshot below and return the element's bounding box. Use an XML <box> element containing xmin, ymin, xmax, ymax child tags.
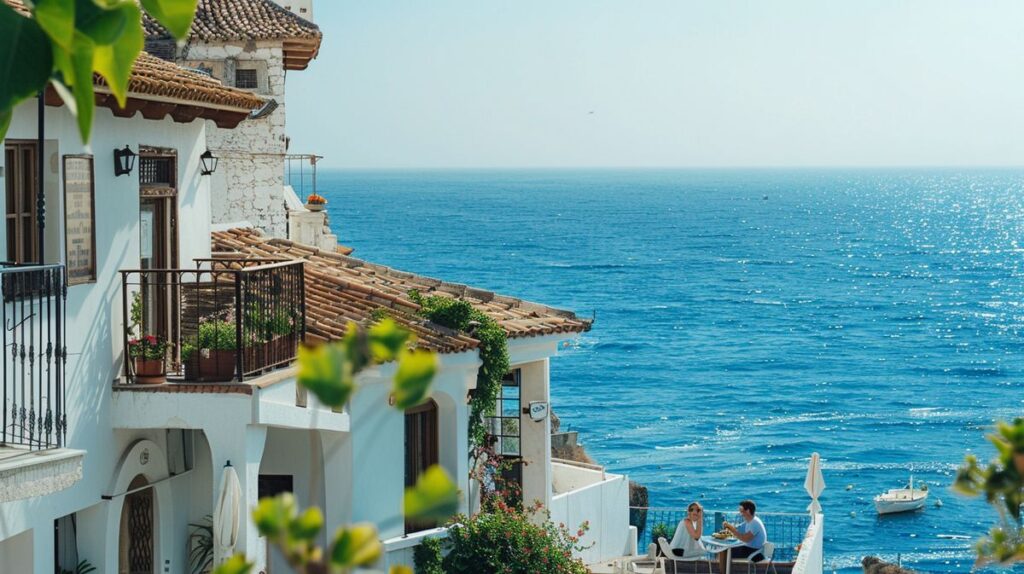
<box><xmin>180</xmin><ymin>42</ymin><xmax>289</xmax><ymax>236</ymax></box>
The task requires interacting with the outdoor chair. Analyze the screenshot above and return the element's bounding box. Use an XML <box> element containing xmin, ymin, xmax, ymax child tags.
<box><xmin>733</xmin><ymin>541</ymin><xmax>776</xmax><ymax>574</ymax></box>
<box><xmin>657</xmin><ymin>537</ymin><xmax>713</xmax><ymax>574</ymax></box>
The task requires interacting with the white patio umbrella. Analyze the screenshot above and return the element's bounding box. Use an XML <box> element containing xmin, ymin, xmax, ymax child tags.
<box><xmin>214</xmin><ymin>461</ymin><xmax>242</xmax><ymax>559</ymax></box>
<box><xmin>804</xmin><ymin>452</ymin><xmax>825</xmax><ymax>521</ymax></box>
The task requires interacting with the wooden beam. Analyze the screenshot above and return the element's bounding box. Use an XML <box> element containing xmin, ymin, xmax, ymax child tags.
<box><xmin>139</xmin><ymin>101</ymin><xmax>177</xmax><ymax>121</ymax></box>
<box><xmin>107</xmin><ymin>98</ymin><xmax>148</xmax><ymax>119</ymax></box>
<box><xmin>170</xmin><ymin>105</ymin><xmax>203</xmax><ymax>123</ymax></box>
<box><xmin>199</xmin><ymin>108</ymin><xmax>248</xmax><ymax>128</ymax></box>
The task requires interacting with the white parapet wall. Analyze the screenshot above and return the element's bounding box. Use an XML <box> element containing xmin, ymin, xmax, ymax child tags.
<box><xmin>792</xmin><ymin>513</ymin><xmax>825</xmax><ymax>574</ymax></box>
<box><xmin>381</xmin><ymin>527</ymin><xmax>449</xmax><ymax>569</ymax></box>
<box><xmin>550</xmin><ymin>461</ymin><xmax>634</xmax><ymax>565</ymax></box>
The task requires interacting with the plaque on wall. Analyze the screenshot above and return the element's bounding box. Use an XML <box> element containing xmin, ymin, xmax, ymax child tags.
<box><xmin>63</xmin><ymin>155</ymin><xmax>96</xmax><ymax>284</ymax></box>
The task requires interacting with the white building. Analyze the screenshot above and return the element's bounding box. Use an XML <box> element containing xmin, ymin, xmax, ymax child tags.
<box><xmin>0</xmin><ymin>2</ymin><xmax>637</xmax><ymax>573</ymax></box>
<box><xmin>144</xmin><ymin>0</ymin><xmax>324</xmax><ymax>239</ymax></box>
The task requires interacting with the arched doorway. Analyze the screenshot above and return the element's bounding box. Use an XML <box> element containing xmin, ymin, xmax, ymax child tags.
<box><xmin>119</xmin><ymin>475</ymin><xmax>154</xmax><ymax>574</ymax></box>
<box><xmin>405</xmin><ymin>399</ymin><xmax>438</xmax><ymax>533</ymax></box>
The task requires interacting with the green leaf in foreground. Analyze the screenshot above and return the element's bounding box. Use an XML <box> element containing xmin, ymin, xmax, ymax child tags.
<box><xmin>74</xmin><ymin>0</ymin><xmax>127</xmax><ymax>45</ymax></box>
<box><xmin>403</xmin><ymin>464</ymin><xmax>458</xmax><ymax>522</ymax></box>
<box><xmin>252</xmin><ymin>493</ymin><xmax>297</xmax><ymax>542</ymax></box>
<box><xmin>330</xmin><ymin>523</ymin><xmax>382</xmax><ymax>567</ymax></box>
<box><xmin>0</xmin><ymin>110</ymin><xmax>11</xmax><ymax>142</ymax></box>
<box><xmin>66</xmin><ymin>31</ymin><xmax>96</xmax><ymax>144</ymax></box>
<box><xmin>288</xmin><ymin>507</ymin><xmax>324</xmax><ymax>542</ymax></box>
<box><xmin>392</xmin><ymin>348</ymin><xmax>437</xmax><ymax>409</ymax></box>
<box><xmin>32</xmin><ymin>0</ymin><xmax>75</xmax><ymax>50</ymax></box>
<box><xmin>368</xmin><ymin>317</ymin><xmax>410</xmax><ymax>363</ymax></box>
<box><xmin>0</xmin><ymin>4</ymin><xmax>53</xmax><ymax>112</ymax></box>
<box><xmin>297</xmin><ymin>343</ymin><xmax>355</xmax><ymax>409</ymax></box>
<box><xmin>140</xmin><ymin>0</ymin><xmax>198</xmax><ymax>40</ymax></box>
<box><xmin>211</xmin><ymin>554</ymin><xmax>252</xmax><ymax>574</ymax></box>
<box><xmin>93</xmin><ymin>2</ymin><xmax>142</xmax><ymax>108</ymax></box>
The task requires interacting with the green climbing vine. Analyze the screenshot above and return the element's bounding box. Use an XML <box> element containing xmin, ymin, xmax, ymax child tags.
<box><xmin>407</xmin><ymin>290</ymin><xmax>509</xmax><ymax>449</ymax></box>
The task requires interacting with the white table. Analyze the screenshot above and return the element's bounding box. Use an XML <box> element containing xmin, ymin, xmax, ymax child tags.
<box><xmin>700</xmin><ymin>536</ymin><xmax>745</xmax><ymax>574</ymax></box>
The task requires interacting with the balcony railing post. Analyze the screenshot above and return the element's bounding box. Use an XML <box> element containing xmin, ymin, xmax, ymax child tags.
<box><xmin>122</xmin><ymin>272</ymin><xmax>130</xmax><ymax>382</ymax></box>
<box><xmin>58</xmin><ymin>266</ymin><xmax>66</xmax><ymax>446</ymax></box>
<box><xmin>298</xmin><ymin>262</ymin><xmax>306</xmax><ymax>344</ymax></box>
<box><xmin>235</xmin><ymin>270</ymin><xmax>243</xmax><ymax>381</ymax></box>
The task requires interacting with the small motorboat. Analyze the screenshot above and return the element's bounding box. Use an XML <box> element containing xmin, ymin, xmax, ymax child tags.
<box><xmin>875</xmin><ymin>475</ymin><xmax>929</xmax><ymax>515</ymax></box>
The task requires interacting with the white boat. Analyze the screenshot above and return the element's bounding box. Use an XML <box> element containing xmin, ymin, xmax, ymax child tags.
<box><xmin>874</xmin><ymin>476</ymin><xmax>929</xmax><ymax>515</ymax></box>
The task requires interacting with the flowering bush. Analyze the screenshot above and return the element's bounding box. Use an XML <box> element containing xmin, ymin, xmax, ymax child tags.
<box><xmin>441</xmin><ymin>503</ymin><xmax>590</xmax><ymax>574</ymax></box>
<box><xmin>128</xmin><ymin>335</ymin><xmax>167</xmax><ymax>361</ymax></box>
<box><xmin>306</xmin><ymin>193</ymin><xmax>327</xmax><ymax>205</ymax></box>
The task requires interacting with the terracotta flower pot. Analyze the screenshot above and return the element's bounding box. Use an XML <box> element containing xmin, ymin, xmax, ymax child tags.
<box><xmin>1014</xmin><ymin>452</ymin><xmax>1024</xmax><ymax>476</ymax></box>
<box><xmin>133</xmin><ymin>358</ymin><xmax>166</xmax><ymax>384</ymax></box>
<box><xmin>305</xmin><ymin>203</ymin><xmax>326</xmax><ymax>212</ymax></box>
<box><xmin>184</xmin><ymin>349</ymin><xmax>238</xmax><ymax>382</ymax></box>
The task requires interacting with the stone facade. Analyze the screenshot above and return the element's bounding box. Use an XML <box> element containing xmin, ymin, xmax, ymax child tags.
<box><xmin>180</xmin><ymin>42</ymin><xmax>290</xmax><ymax>236</ymax></box>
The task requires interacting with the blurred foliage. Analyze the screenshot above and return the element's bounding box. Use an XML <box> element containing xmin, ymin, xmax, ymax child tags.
<box><xmin>954</xmin><ymin>418</ymin><xmax>1024</xmax><ymax>566</ymax></box>
<box><xmin>0</xmin><ymin>0</ymin><xmax>199</xmax><ymax>142</ymax></box>
<box><xmin>214</xmin><ymin>320</ymin><xmax>456</xmax><ymax>574</ymax></box>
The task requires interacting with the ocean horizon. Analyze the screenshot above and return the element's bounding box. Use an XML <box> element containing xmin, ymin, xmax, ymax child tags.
<box><xmin>315</xmin><ymin>167</ymin><xmax>1024</xmax><ymax>573</ymax></box>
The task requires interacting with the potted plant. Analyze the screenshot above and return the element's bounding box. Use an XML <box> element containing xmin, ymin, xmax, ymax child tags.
<box><xmin>243</xmin><ymin>304</ymin><xmax>299</xmax><ymax>370</ymax></box>
<box><xmin>183</xmin><ymin>320</ymin><xmax>238</xmax><ymax>382</ymax></box>
<box><xmin>128</xmin><ymin>334</ymin><xmax>168</xmax><ymax>384</ymax></box>
<box><xmin>305</xmin><ymin>193</ymin><xmax>327</xmax><ymax>212</ymax></box>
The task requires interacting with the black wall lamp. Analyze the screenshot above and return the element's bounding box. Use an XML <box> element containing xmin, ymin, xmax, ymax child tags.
<box><xmin>113</xmin><ymin>145</ymin><xmax>136</xmax><ymax>177</ymax></box>
<box><xmin>200</xmin><ymin>150</ymin><xmax>218</xmax><ymax>176</ymax></box>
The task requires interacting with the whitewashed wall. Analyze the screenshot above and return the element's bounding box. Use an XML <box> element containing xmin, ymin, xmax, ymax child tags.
<box><xmin>341</xmin><ymin>351</ymin><xmax>478</xmax><ymax>540</ymax></box>
<box><xmin>792</xmin><ymin>514</ymin><xmax>825</xmax><ymax>574</ymax></box>
<box><xmin>0</xmin><ymin>99</ymin><xmax>211</xmax><ymax>572</ymax></box>
<box><xmin>550</xmin><ymin>463</ymin><xmax>632</xmax><ymax>566</ymax></box>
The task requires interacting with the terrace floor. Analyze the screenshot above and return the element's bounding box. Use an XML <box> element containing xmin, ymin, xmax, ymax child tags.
<box><xmin>588</xmin><ymin>556</ymin><xmax>796</xmax><ymax>573</ymax></box>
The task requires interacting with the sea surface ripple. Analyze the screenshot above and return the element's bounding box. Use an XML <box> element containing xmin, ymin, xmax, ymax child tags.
<box><xmin>318</xmin><ymin>168</ymin><xmax>1024</xmax><ymax>573</ymax></box>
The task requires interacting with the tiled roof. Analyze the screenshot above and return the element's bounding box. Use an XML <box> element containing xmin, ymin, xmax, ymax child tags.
<box><xmin>143</xmin><ymin>0</ymin><xmax>322</xmax><ymax>70</ymax></box>
<box><xmin>211</xmin><ymin>228</ymin><xmax>592</xmax><ymax>354</ymax></box>
<box><xmin>105</xmin><ymin>53</ymin><xmax>264</xmax><ymax>111</ymax></box>
<box><xmin>5</xmin><ymin>0</ymin><xmax>261</xmax><ymax>124</ymax></box>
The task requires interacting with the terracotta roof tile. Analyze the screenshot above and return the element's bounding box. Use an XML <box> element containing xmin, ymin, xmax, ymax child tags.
<box><xmin>4</xmin><ymin>1</ymin><xmax>261</xmax><ymax>116</ymax></box>
<box><xmin>143</xmin><ymin>0</ymin><xmax>320</xmax><ymax>42</ymax></box>
<box><xmin>211</xmin><ymin>228</ymin><xmax>592</xmax><ymax>354</ymax></box>
<box><xmin>106</xmin><ymin>52</ymin><xmax>264</xmax><ymax>111</ymax></box>
<box><xmin>143</xmin><ymin>0</ymin><xmax>322</xmax><ymax>69</ymax></box>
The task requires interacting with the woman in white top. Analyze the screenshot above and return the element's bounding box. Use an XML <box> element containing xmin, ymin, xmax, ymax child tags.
<box><xmin>669</xmin><ymin>502</ymin><xmax>706</xmax><ymax>557</ymax></box>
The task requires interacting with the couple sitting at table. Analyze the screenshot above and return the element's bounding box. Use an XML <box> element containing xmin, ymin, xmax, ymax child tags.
<box><xmin>661</xmin><ymin>500</ymin><xmax>768</xmax><ymax>571</ymax></box>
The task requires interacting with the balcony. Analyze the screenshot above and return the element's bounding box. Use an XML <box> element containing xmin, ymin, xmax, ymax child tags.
<box><xmin>0</xmin><ymin>263</ymin><xmax>68</xmax><ymax>450</ymax></box>
<box><xmin>0</xmin><ymin>263</ymin><xmax>83</xmax><ymax>504</ymax></box>
<box><xmin>119</xmin><ymin>258</ymin><xmax>305</xmax><ymax>384</ymax></box>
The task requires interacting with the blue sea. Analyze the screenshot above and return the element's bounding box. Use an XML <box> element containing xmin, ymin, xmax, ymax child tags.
<box><xmin>316</xmin><ymin>169</ymin><xmax>1024</xmax><ymax>573</ymax></box>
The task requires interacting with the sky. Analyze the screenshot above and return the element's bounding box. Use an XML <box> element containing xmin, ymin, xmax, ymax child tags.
<box><xmin>285</xmin><ymin>1</ymin><xmax>1024</xmax><ymax>169</ymax></box>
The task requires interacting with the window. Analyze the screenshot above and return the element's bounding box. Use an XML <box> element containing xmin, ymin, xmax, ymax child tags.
<box><xmin>491</xmin><ymin>370</ymin><xmax>521</xmax><ymax>456</ymax></box>
<box><xmin>235</xmin><ymin>68</ymin><xmax>258</xmax><ymax>90</ymax></box>
<box><xmin>139</xmin><ymin>156</ymin><xmax>175</xmax><ymax>188</ymax></box>
<box><xmin>4</xmin><ymin>141</ymin><xmax>39</xmax><ymax>263</ymax></box>
<box><xmin>63</xmin><ymin>155</ymin><xmax>96</xmax><ymax>284</ymax></box>
<box><xmin>259</xmin><ymin>475</ymin><xmax>294</xmax><ymax>499</ymax></box>
<box><xmin>405</xmin><ymin>399</ymin><xmax>439</xmax><ymax>533</ymax></box>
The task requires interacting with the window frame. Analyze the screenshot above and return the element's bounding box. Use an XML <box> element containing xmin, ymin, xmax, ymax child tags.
<box><xmin>491</xmin><ymin>369</ymin><xmax>522</xmax><ymax>457</ymax></box>
<box><xmin>235</xmin><ymin>68</ymin><xmax>259</xmax><ymax>90</ymax></box>
<box><xmin>4</xmin><ymin>140</ymin><xmax>40</xmax><ymax>264</ymax></box>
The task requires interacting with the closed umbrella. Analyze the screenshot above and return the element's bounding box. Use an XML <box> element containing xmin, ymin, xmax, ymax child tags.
<box><xmin>804</xmin><ymin>452</ymin><xmax>825</xmax><ymax>520</ymax></box>
<box><xmin>214</xmin><ymin>461</ymin><xmax>242</xmax><ymax>559</ymax></box>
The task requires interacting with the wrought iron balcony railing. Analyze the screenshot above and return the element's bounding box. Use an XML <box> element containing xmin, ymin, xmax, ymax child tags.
<box><xmin>1</xmin><ymin>263</ymin><xmax>67</xmax><ymax>450</ymax></box>
<box><xmin>120</xmin><ymin>258</ymin><xmax>305</xmax><ymax>384</ymax></box>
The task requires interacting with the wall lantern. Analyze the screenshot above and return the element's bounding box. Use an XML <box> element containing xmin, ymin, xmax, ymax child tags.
<box><xmin>200</xmin><ymin>150</ymin><xmax>218</xmax><ymax>176</ymax></box>
<box><xmin>113</xmin><ymin>145</ymin><xmax>136</xmax><ymax>177</ymax></box>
